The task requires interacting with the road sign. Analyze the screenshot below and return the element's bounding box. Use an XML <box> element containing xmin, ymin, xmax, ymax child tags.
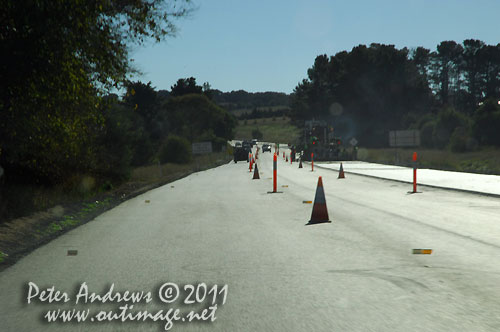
<box><xmin>389</xmin><ymin>130</ymin><xmax>420</xmax><ymax>147</ymax></box>
<box><xmin>349</xmin><ymin>137</ymin><xmax>358</xmax><ymax>146</ymax></box>
<box><xmin>191</xmin><ymin>141</ymin><xmax>212</xmax><ymax>154</ymax></box>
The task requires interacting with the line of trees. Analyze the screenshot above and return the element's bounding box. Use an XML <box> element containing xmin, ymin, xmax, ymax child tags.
<box><xmin>237</xmin><ymin>107</ymin><xmax>290</xmax><ymax>120</ymax></box>
<box><xmin>99</xmin><ymin>78</ymin><xmax>236</xmax><ymax>180</ymax></box>
<box><xmin>291</xmin><ymin>41</ymin><xmax>500</xmax><ymax>150</ymax></box>
<box><xmin>210</xmin><ymin>90</ymin><xmax>290</xmax><ymax>111</ymax></box>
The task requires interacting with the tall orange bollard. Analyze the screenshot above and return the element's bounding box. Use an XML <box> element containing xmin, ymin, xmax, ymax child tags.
<box><xmin>311</xmin><ymin>153</ymin><xmax>314</xmax><ymax>172</ymax></box>
<box><xmin>412</xmin><ymin>152</ymin><xmax>417</xmax><ymax>193</ymax></box>
<box><xmin>267</xmin><ymin>153</ymin><xmax>282</xmax><ymax>194</ymax></box>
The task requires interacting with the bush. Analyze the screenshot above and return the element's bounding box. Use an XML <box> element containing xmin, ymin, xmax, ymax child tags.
<box><xmin>420</xmin><ymin>121</ymin><xmax>436</xmax><ymax>148</ymax></box>
<box><xmin>433</xmin><ymin>107</ymin><xmax>470</xmax><ymax>149</ymax></box>
<box><xmin>449</xmin><ymin>127</ymin><xmax>468</xmax><ymax>152</ymax></box>
<box><xmin>95</xmin><ymin>104</ymin><xmax>134</xmax><ymax>180</ymax></box>
<box><xmin>252</xmin><ymin>128</ymin><xmax>263</xmax><ymax>140</ymax></box>
<box><xmin>159</xmin><ymin>136</ymin><xmax>192</xmax><ymax>164</ymax></box>
<box><xmin>473</xmin><ymin>99</ymin><xmax>500</xmax><ymax>146</ymax></box>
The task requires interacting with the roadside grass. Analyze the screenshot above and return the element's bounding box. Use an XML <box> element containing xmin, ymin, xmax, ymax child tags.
<box><xmin>234</xmin><ymin>116</ymin><xmax>301</xmax><ymax>143</ymax></box>
<box><xmin>39</xmin><ymin>197</ymin><xmax>115</xmax><ymax>237</ymax></box>
<box><xmin>357</xmin><ymin>146</ymin><xmax>500</xmax><ymax>175</ymax></box>
<box><xmin>131</xmin><ymin>150</ymin><xmax>232</xmax><ymax>183</ymax></box>
<box><xmin>30</xmin><ymin>151</ymin><xmax>232</xmax><ymax>237</ymax></box>
<box><xmin>228</xmin><ymin>105</ymin><xmax>290</xmax><ymax>117</ymax></box>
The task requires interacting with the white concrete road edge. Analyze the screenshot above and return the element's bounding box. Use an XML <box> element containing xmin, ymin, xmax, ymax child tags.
<box><xmin>313</xmin><ymin>161</ymin><xmax>500</xmax><ymax>197</ymax></box>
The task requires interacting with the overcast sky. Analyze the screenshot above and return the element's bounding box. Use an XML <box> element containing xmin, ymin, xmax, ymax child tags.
<box><xmin>130</xmin><ymin>0</ymin><xmax>500</xmax><ymax>94</ymax></box>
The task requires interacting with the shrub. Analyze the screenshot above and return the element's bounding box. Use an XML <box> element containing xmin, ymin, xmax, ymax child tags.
<box><xmin>473</xmin><ymin>99</ymin><xmax>500</xmax><ymax>146</ymax></box>
<box><xmin>449</xmin><ymin>127</ymin><xmax>468</xmax><ymax>152</ymax></box>
<box><xmin>420</xmin><ymin>121</ymin><xmax>436</xmax><ymax>148</ymax></box>
<box><xmin>433</xmin><ymin>107</ymin><xmax>470</xmax><ymax>149</ymax></box>
<box><xmin>159</xmin><ymin>136</ymin><xmax>192</xmax><ymax>164</ymax></box>
<box><xmin>252</xmin><ymin>128</ymin><xmax>263</xmax><ymax>140</ymax></box>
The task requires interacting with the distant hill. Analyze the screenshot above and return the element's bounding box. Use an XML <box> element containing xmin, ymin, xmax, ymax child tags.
<box><xmin>209</xmin><ymin>89</ymin><xmax>290</xmax><ymax>112</ymax></box>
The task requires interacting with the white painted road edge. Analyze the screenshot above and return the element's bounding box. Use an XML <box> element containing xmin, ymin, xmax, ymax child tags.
<box><xmin>313</xmin><ymin>161</ymin><xmax>500</xmax><ymax>197</ymax></box>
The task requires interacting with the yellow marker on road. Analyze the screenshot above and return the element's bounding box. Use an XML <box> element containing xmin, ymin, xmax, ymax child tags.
<box><xmin>303</xmin><ymin>201</ymin><xmax>312</xmax><ymax>204</ymax></box>
<box><xmin>412</xmin><ymin>249</ymin><xmax>432</xmax><ymax>255</ymax></box>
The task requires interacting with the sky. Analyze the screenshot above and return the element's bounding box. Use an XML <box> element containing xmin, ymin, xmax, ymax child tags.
<box><xmin>130</xmin><ymin>0</ymin><xmax>500</xmax><ymax>94</ymax></box>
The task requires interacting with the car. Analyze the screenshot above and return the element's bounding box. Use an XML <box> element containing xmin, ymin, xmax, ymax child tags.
<box><xmin>235</xmin><ymin>141</ymin><xmax>242</xmax><ymax>147</ymax></box>
<box><xmin>242</xmin><ymin>140</ymin><xmax>252</xmax><ymax>150</ymax></box>
<box><xmin>262</xmin><ymin>144</ymin><xmax>271</xmax><ymax>152</ymax></box>
<box><xmin>233</xmin><ymin>146</ymin><xmax>251</xmax><ymax>163</ymax></box>
<box><xmin>251</xmin><ymin>139</ymin><xmax>258</xmax><ymax>146</ymax></box>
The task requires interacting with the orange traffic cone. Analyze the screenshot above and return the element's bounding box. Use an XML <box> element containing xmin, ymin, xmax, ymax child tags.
<box><xmin>253</xmin><ymin>163</ymin><xmax>260</xmax><ymax>179</ymax></box>
<box><xmin>306</xmin><ymin>176</ymin><xmax>331</xmax><ymax>225</ymax></box>
<box><xmin>299</xmin><ymin>159</ymin><xmax>303</xmax><ymax>168</ymax></box>
<box><xmin>249</xmin><ymin>158</ymin><xmax>253</xmax><ymax>172</ymax></box>
<box><xmin>338</xmin><ymin>163</ymin><xmax>345</xmax><ymax>179</ymax></box>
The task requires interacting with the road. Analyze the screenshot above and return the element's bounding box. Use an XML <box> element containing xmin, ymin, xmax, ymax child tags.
<box><xmin>1</xmin><ymin>147</ymin><xmax>500</xmax><ymax>331</ymax></box>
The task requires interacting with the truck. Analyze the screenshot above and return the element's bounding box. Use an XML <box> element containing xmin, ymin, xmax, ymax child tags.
<box><xmin>298</xmin><ymin>120</ymin><xmax>351</xmax><ymax>161</ymax></box>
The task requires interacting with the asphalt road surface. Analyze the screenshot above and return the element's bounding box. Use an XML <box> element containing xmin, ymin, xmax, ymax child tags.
<box><xmin>1</xmin><ymin>147</ymin><xmax>500</xmax><ymax>331</ymax></box>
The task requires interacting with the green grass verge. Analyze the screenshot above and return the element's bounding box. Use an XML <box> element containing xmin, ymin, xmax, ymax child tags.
<box><xmin>234</xmin><ymin>116</ymin><xmax>301</xmax><ymax>143</ymax></box>
<box><xmin>229</xmin><ymin>105</ymin><xmax>290</xmax><ymax>117</ymax></box>
<box><xmin>39</xmin><ymin>196</ymin><xmax>114</xmax><ymax>236</ymax></box>
<box><xmin>357</xmin><ymin>147</ymin><xmax>500</xmax><ymax>175</ymax></box>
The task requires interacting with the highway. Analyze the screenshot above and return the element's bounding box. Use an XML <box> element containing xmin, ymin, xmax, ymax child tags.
<box><xmin>1</xmin><ymin>146</ymin><xmax>500</xmax><ymax>331</ymax></box>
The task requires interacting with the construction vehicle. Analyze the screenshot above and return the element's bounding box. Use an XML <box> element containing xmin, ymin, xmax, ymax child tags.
<box><xmin>298</xmin><ymin>120</ymin><xmax>351</xmax><ymax>161</ymax></box>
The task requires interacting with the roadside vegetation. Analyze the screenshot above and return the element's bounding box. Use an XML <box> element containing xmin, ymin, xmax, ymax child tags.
<box><xmin>1</xmin><ymin>2</ymin><xmax>237</xmax><ymax>224</ymax></box>
<box><xmin>290</xmin><ymin>41</ymin><xmax>500</xmax><ymax>150</ymax></box>
<box><xmin>234</xmin><ymin>117</ymin><xmax>301</xmax><ymax>143</ymax></box>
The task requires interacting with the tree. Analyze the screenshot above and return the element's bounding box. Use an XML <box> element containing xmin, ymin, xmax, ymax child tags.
<box><xmin>252</xmin><ymin>129</ymin><xmax>263</xmax><ymax>140</ymax></box>
<box><xmin>411</xmin><ymin>47</ymin><xmax>431</xmax><ymax>81</ymax></box>
<box><xmin>123</xmin><ymin>81</ymin><xmax>158</xmax><ymax>123</ymax></box>
<box><xmin>291</xmin><ymin>44</ymin><xmax>431</xmax><ymax>147</ymax></box>
<box><xmin>433</xmin><ymin>107</ymin><xmax>470</xmax><ymax>148</ymax></box>
<box><xmin>461</xmin><ymin>39</ymin><xmax>486</xmax><ymax>111</ymax></box>
<box><xmin>473</xmin><ymin>99</ymin><xmax>500</xmax><ymax>146</ymax></box>
<box><xmin>170</xmin><ymin>77</ymin><xmax>203</xmax><ymax>97</ymax></box>
<box><xmin>0</xmin><ymin>0</ymin><xmax>192</xmax><ymax>183</ymax></box>
<box><xmin>480</xmin><ymin>44</ymin><xmax>500</xmax><ymax>101</ymax></box>
<box><xmin>162</xmin><ymin>94</ymin><xmax>236</xmax><ymax>143</ymax></box>
<box><xmin>430</xmin><ymin>41</ymin><xmax>463</xmax><ymax>105</ymax></box>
